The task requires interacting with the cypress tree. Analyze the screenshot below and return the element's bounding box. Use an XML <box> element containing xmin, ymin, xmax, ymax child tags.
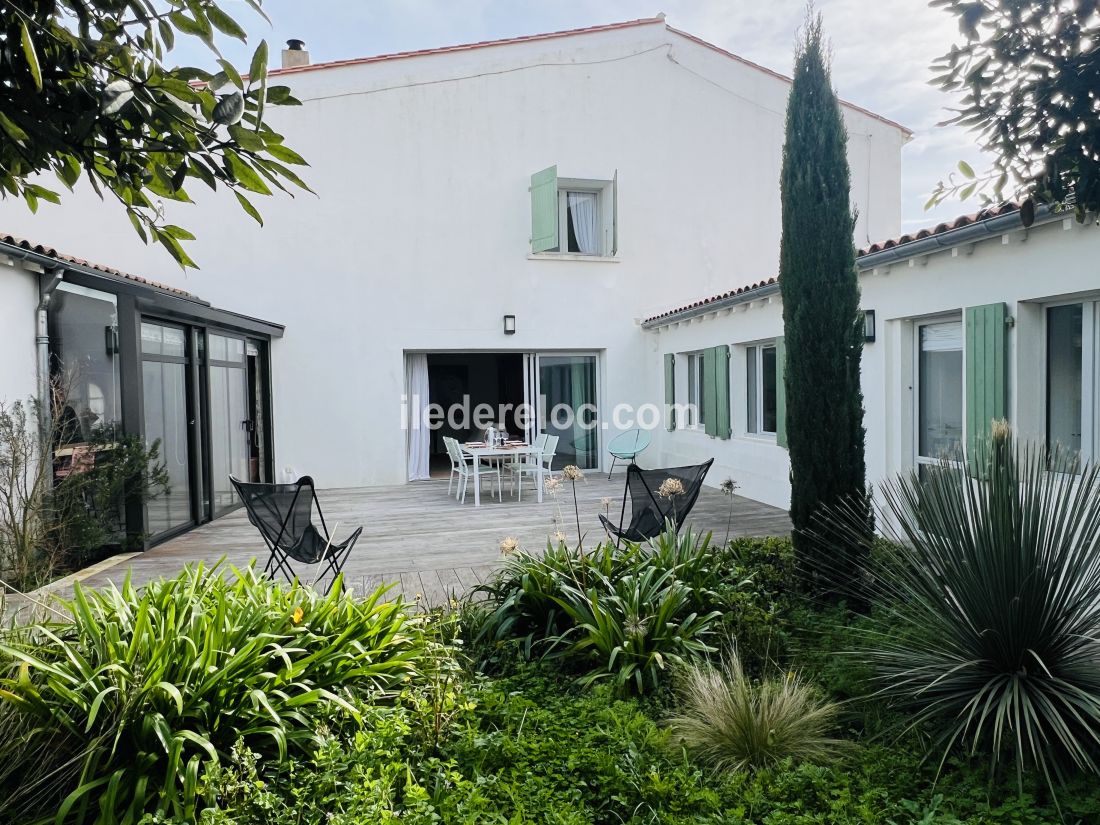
<box><xmin>778</xmin><ymin>13</ymin><xmax>870</xmax><ymax>596</ymax></box>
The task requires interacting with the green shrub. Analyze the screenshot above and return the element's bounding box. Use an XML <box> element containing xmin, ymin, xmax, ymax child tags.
<box><xmin>549</xmin><ymin>565</ymin><xmax>722</xmax><ymax>694</ymax></box>
<box><xmin>666</xmin><ymin>644</ymin><xmax>845</xmax><ymax>773</ymax></box>
<box><xmin>0</xmin><ymin>563</ymin><xmax>425</xmax><ymax>824</ymax></box>
<box><xmin>176</xmin><ymin>663</ymin><xmax>1100</xmax><ymax>825</ymax></box>
<box><xmin>474</xmin><ymin>526</ymin><xmax>731</xmax><ymax>693</ymax></box>
<box><xmin>831</xmin><ymin>431</ymin><xmax>1100</xmax><ymax>796</ymax></box>
<box><xmin>473</xmin><ymin>539</ymin><xmax>638</xmax><ymax>657</ymax></box>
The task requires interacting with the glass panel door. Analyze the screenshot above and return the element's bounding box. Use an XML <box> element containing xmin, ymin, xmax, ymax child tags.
<box><xmin>917</xmin><ymin>320</ymin><xmax>964</xmax><ymax>468</ymax></box>
<box><xmin>141</xmin><ymin>322</ymin><xmax>193</xmax><ymax>536</ymax></box>
<box><xmin>208</xmin><ymin>333</ymin><xmax>251</xmax><ymax>514</ymax></box>
<box><xmin>538</xmin><ymin>354</ymin><xmax>599</xmax><ymax>469</ymax></box>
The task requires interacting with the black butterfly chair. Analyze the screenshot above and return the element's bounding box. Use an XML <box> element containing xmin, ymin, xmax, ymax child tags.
<box><xmin>230</xmin><ymin>475</ymin><xmax>362</xmax><ymax>594</ymax></box>
<box><xmin>599</xmin><ymin>459</ymin><xmax>714</xmax><ymax>545</ymax></box>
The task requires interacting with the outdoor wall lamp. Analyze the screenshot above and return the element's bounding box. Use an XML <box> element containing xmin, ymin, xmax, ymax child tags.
<box><xmin>503</xmin><ymin>314</ymin><xmax>516</xmax><ymax>335</ymax></box>
<box><xmin>862</xmin><ymin>310</ymin><xmax>876</xmax><ymax>343</ymax></box>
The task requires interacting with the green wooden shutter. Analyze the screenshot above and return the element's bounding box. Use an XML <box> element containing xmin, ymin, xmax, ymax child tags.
<box><xmin>664</xmin><ymin>354</ymin><xmax>676</xmax><ymax>431</ymax></box>
<box><xmin>965</xmin><ymin>302</ymin><xmax>1008</xmax><ymax>456</ymax></box>
<box><xmin>530</xmin><ymin>165</ymin><xmax>558</xmax><ymax>253</ymax></box>
<box><xmin>775</xmin><ymin>336</ymin><xmax>788</xmax><ymax>448</ymax></box>
<box><xmin>702</xmin><ymin>349</ymin><xmax>717</xmax><ymax>437</ymax></box>
<box><xmin>706</xmin><ymin>345</ymin><xmax>731</xmax><ymax>439</ymax></box>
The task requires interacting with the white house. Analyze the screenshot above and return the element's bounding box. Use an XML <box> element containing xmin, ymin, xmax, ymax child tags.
<box><xmin>0</xmin><ymin>16</ymin><xmax>908</xmax><ymax>543</ymax></box>
<box><xmin>643</xmin><ymin>204</ymin><xmax>1100</xmax><ymax>509</ymax></box>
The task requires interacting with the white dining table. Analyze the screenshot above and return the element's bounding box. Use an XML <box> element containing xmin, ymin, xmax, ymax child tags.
<box><xmin>460</xmin><ymin>444</ymin><xmax>544</xmax><ymax>507</ymax></box>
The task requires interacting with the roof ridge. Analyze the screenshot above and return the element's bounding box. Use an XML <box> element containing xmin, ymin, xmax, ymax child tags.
<box><xmin>268</xmin><ymin>17</ymin><xmax>666</xmax><ymax>77</ymax></box>
<box><xmin>665</xmin><ymin>25</ymin><xmax>911</xmax><ymax>136</ymax></box>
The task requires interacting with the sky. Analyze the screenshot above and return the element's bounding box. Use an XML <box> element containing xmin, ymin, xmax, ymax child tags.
<box><xmin>182</xmin><ymin>0</ymin><xmax>991</xmax><ymax>236</ymax></box>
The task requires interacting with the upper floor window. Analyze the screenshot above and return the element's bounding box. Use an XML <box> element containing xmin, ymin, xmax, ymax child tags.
<box><xmin>530</xmin><ymin>165</ymin><xmax>617</xmax><ymax>257</ymax></box>
<box><xmin>746</xmin><ymin>343</ymin><xmax>778</xmax><ymax>435</ymax></box>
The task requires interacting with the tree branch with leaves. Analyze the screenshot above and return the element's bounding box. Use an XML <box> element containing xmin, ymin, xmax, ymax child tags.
<box><xmin>0</xmin><ymin>0</ymin><xmax>311</xmax><ymax>267</ymax></box>
<box><xmin>927</xmin><ymin>0</ymin><xmax>1100</xmax><ymax>220</ymax></box>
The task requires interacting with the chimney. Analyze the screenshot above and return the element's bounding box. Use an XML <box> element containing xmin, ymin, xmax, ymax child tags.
<box><xmin>281</xmin><ymin>39</ymin><xmax>309</xmax><ymax>69</ymax></box>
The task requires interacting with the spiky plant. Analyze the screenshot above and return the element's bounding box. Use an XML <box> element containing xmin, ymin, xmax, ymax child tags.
<box><xmin>840</xmin><ymin>428</ymin><xmax>1100</xmax><ymax>794</ymax></box>
<box><xmin>666</xmin><ymin>645</ymin><xmax>844</xmax><ymax>772</ymax></box>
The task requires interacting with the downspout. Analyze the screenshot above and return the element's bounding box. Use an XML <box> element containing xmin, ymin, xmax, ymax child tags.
<box><xmin>36</xmin><ymin>267</ymin><xmax>64</xmax><ymax>435</ymax></box>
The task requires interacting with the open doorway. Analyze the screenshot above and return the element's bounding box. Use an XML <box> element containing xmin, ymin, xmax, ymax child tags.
<box><xmin>424</xmin><ymin>353</ymin><xmax>524</xmax><ymax>477</ymax></box>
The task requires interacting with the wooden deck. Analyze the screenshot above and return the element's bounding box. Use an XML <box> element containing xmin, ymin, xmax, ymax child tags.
<box><xmin>8</xmin><ymin>476</ymin><xmax>790</xmax><ymax>617</ymax></box>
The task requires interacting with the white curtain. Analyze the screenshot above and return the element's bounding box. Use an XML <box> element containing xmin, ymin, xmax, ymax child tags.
<box><xmin>405</xmin><ymin>353</ymin><xmax>431</xmax><ymax>481</ymax></box>
<box><xmin>567</xmin><ymin>192</ymin><xmax>598</xmax><ymax>254</ymax></box>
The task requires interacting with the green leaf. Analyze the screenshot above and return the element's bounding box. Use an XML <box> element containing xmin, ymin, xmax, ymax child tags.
<box><xmin>266</xmin><ymin>143</ymin><xmax>308</xmax><ymax>165</ymax></box>
<box><xmin>158</xmin><ymin>19</ymin><xmax>175</xmax><ymax>51</ymax></box>
<box><xmin>217</xmin><ymin>59</ymin><xmax>244</xmax><ymax>90</ymax></box>
<box><xmin>0</xmin><ymin>112</ymin><xmax>29</xmax><ymax>144</ymax></box>
<box><xmin>208</xmin><ymin>6</ymin><xmax>248</xmax><ymax>41</ymax></box>
<box><xmin>225</xmin><ymin>151</ymin><xmax>272</xmax><ymax>195</ymax></box>
<box><xmin>155</xmin><ymin>229</ymin><xmax>198</xmax><ymax>269</ymax></box>
<box><xmin>249</xmin><ymin>40</ymin><xmax>269</xmax><ymax>83</ymax></box>
<box><xmin>228</xmin><ymin>123</ymin><xmax>265</xmax><ymax>153</ymax></box>
<box><xmin>26</xmin><ymin>184</ymin><xmax>60</xmax><ymax>205</ymax></box>
<box><xmin>169</xmin><ymin>11</ymin><xmax>206</xmax><ymax>38</ymax></box>
<box><xmin>265</xmin><ymin>86</ymin><xmax>300</xmax><ymax>105</ymax></box>
<box><xmin>160</xmin><ymin>224</ymin><xmax>196</xmax><ymax>242</ymax></box>
<box><xmin>958</xmin><ymin>160</ymin><xmax>976</xmax><ymax>179</ymax></box>
<box><xmin>234</xmin><ymin>191</ymin><xmax>263</xmax><ymax>225</ymax></box>
<box><xmin>127</xmin><ymin>210</ymin><xmax>149</xmax><ymax>243</ymax></box>
<box><xmin>20</xmin><ymin>21</ymin><xmax>42</xmax><ymax>91</ymax></box>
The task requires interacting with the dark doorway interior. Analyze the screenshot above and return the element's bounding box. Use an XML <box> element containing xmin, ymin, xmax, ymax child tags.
<box><xmin>427</xmin><ymin>353</ymin><xmax>524</xmax><ymax>477</ymax></box>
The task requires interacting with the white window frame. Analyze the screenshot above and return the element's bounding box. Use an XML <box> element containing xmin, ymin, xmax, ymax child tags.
<box><xmin>685</xmin><ymin>351</ymin><xmax>706</xmax><ymax>429</ymax></box>
<box><xmin>1043</xmin><ymin>298</ymin><xmax>1099</xmax><ymax>464</ymax></box>
<box><xmin>555</xmin><ymin>177</ymin><xmax>615</xmax><ymax>257</ymax></box>
<box><xmin>913</xmin><ymin>315</ymin><xmax>965</xmax><ymax>473</ymax></box>
<box><xmin>745</xmin><ymin>342</ymin><xmax>777</xmax><ymax>436</ymax></box>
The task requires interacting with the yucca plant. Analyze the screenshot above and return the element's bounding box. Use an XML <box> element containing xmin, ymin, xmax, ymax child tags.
<box><xmin>548</xmin><ymin>566</ymin><xmax>721</xmax><ymax>695</ymax></box>
<box><xmin>0</xmin><ymin>562</ymin><xmax>425</xmax><ymax>825</ymax></box>
<box><xmin>666</xmin><ymin>645</ymin><xmax>844</xmax><ymax>772</ymax></box>
<box><xmin>833</xmin><ymin>427</ymin><xmax>1100</xmax><ymax>795</ymax></box>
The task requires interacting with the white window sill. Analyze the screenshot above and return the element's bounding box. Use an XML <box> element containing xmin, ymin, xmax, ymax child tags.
<box><xmin>676</xmin><ymin>425</ymin><xmax>709</xmax><ymax>435</ymax></box>
<box><xmin>527</xmin><ymin>252</ymin><xmax>620</xmax><ymax>263</ymax></box>
<box><xmin>737</xmin><ymin>432</ymin><xmax>778</xmax><ymax>444</ymax></box>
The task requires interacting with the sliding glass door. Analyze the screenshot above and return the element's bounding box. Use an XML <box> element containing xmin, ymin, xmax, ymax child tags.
<box><xmin>141</xmin><ymin>322</ymin><xmax>193</xmax><ymax>536</ymax></box>
<box><xmin>208</xmin><ymin>333</ymin><xmax>251</xmax><ymax>515</ymax></box>
<box><xmin>538</xmin><ymin>354</ymin><xmax>599</xmax><ymax>470</ymax></box>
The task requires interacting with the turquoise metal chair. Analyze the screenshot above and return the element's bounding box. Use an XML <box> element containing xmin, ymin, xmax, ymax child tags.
<box><xmin>606</xmin><ymin>429</ymin><xmax>651</xmax><ymax>480</ymax></box>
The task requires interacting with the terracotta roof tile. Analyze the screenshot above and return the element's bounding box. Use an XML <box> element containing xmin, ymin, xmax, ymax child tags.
<box><xmin>857</xmin><ymin>202</ymin><xmax>1021</xmax><ymax>256</ymax></box>
<box><xmin>0</xmin><ymin>232</ymin><xmax>195</xmax><ymax>298</ymax></box>
<box><xmin>643</xmin><ymin>277</ymin><xmax>778</xmax><ymax>324</ymax></box>
<box><xmin>268</xmin><ymin>17</ymin><xmax>666</xmax><ymax>77</ymax></box>
<box><xmin>644</xmin><ymin>203</ymin><xmax>1025</xmax><ymax>326</ymax></box>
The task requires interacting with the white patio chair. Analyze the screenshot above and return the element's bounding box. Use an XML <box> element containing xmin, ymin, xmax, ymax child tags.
<box><xmin>444</xmin><ymin>436</ymin><xmax>500</xmax><ymax>503</ymax></box>
<box><xmin>513</xmin><ymin>434</ymin><xmax>558</xmax><ymax>501</ymax></box>
<box><xmin>506</xmin><ymin>433</ymin><xmax>546</xmax><ymax>497</ymax></box>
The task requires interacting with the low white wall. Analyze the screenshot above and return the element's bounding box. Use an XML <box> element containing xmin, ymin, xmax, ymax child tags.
<box><xmin>0</xmin><ymin>262</ymin><xmax>40</xmax><ymax>409</ymax></box>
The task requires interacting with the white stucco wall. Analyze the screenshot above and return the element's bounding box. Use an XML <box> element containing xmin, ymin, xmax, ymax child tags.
<box><xmin>0</xmin><ymin>19</ymin><xmax>905</xmax><ymax>488</ymax></box>
<box><xmin>648</xmin><ymin>216</ymin><xmax>1100</xmax><ymax>509</ymax></box>
<box><xmin>0</xmin><ymin>261</ymin><xmax>40</xmax><ymax>409</ymax></box>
